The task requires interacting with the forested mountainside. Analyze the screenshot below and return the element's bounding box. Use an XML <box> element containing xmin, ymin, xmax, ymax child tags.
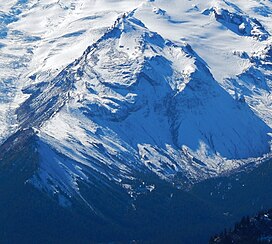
<box><xmin>210</xmin><ymin>209</ymin><xmax>272</xmax><ymax>244</ymax></box>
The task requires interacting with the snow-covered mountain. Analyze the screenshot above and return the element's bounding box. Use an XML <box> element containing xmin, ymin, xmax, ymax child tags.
<box><xmin>0</xmin><ymin>0</ymin><xmax>272</xmax><ymax>221</ymax></box>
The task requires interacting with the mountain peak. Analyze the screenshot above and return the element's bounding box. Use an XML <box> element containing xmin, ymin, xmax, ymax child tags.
<box><xmin>1</xmin><ymin>1</ymin><xmax>272</xmax><ymax>242</ymax></box>
<box><xmin>10</xmin><ymin>9</ymin><xmax>270</xmax><ymax>201</ymax></box>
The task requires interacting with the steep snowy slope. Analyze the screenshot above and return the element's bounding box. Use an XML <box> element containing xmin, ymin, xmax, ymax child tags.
<box><xmin>0</xmin><ymin>0</ymin><xmax>272</xmax><ymax>207</ymax></box>
<box><xmin>0</xmin><ymin>0</ymin><xmax>142</xmax><ymax>143</ymax></box>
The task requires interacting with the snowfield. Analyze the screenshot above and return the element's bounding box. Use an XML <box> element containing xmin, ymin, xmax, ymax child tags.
<box><xmin>0</xmin><ymin>0</ymin><xmax>272</xmax><ymax>206</ymax></box>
